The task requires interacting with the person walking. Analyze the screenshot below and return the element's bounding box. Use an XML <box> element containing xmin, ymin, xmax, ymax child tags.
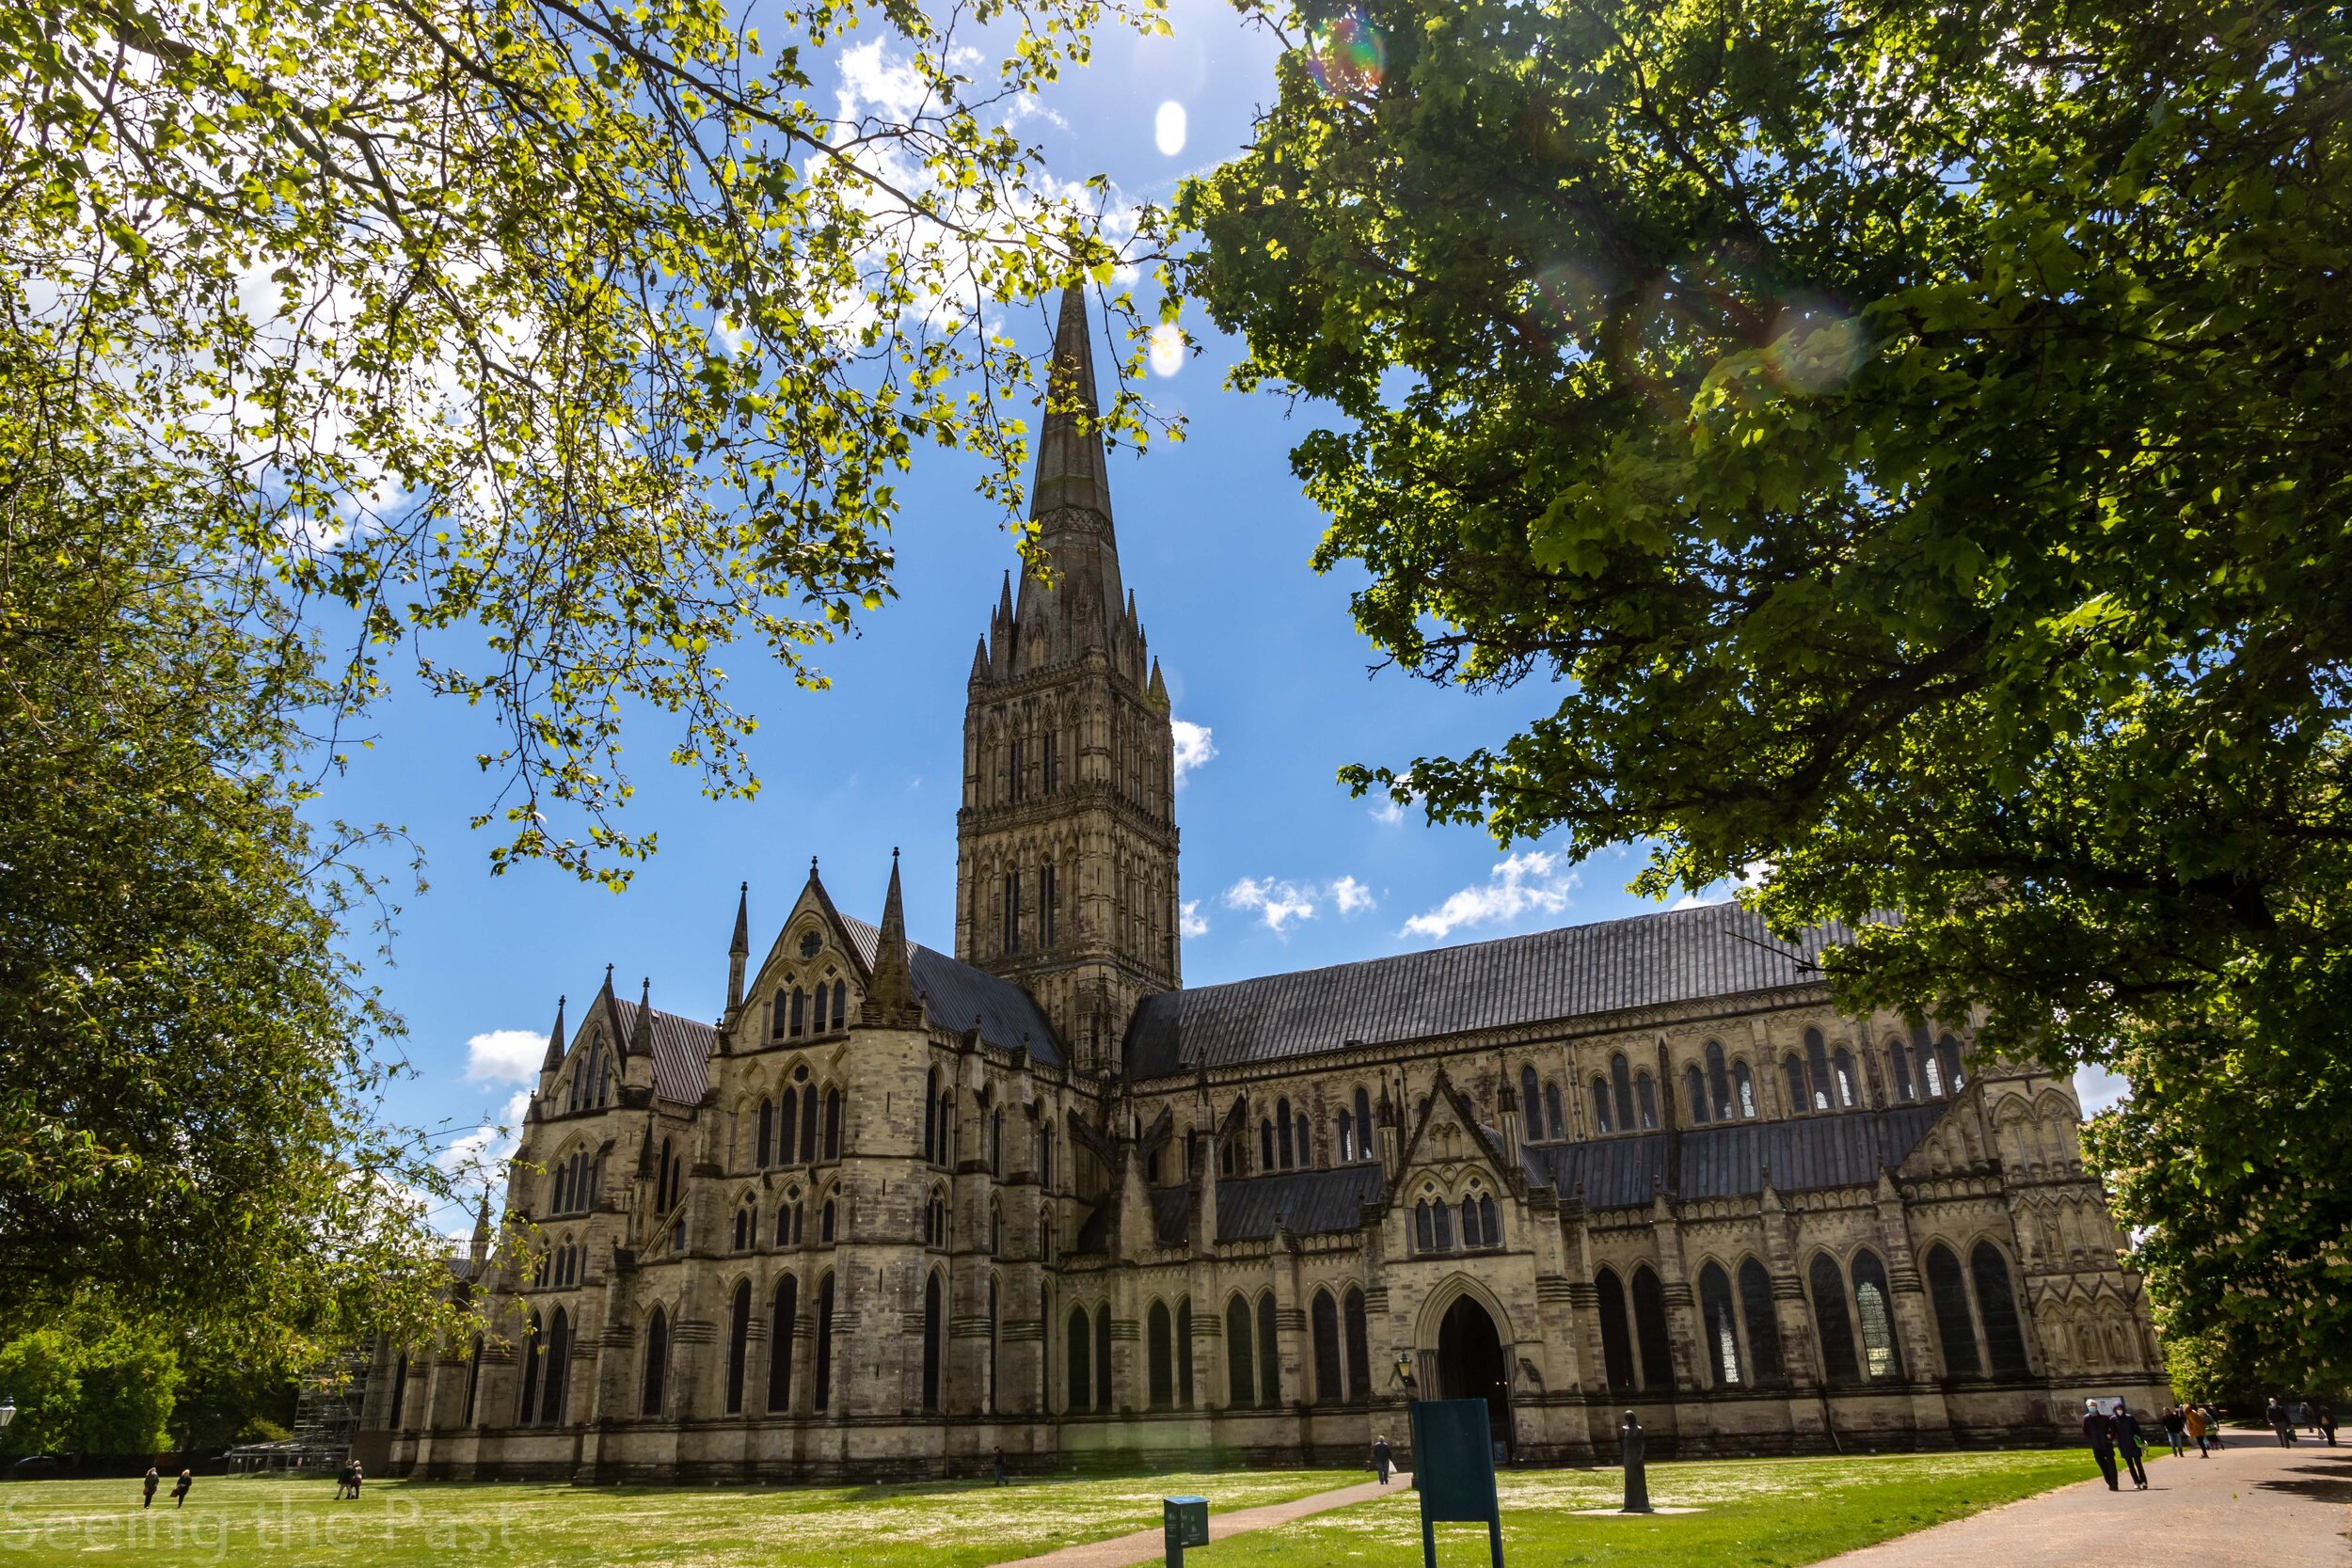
<box><xmin>2267</xmin><ymin>1397</ymin><xmax>2296</xmax><ymax>1446</ymax></box>
<box><xmin>1373</xmin><ymin>1435</ymin><xmax>1393</xmax><ymax>1486</ymax></box>
<box><xmin>2296</xmin><ymin>1398</ymin><xmax>2317</xmax><ymax>1436</ymax></box>
<box><xmin>2082</xmin><ymin>1400</ymin><xmax>2121</xmax><ymax>1491</ymax></box>
<box><xmin>2185</xmin><ymin>1402</ymin><xmax>2211</xmax><ymax>1458</ymax></box>
<box><xmin>2321</xmin><ymin>1405</ymin><xmax>2338</xmax><ymax>1447</ymax></box>
<box><xmin>2163</xmin><ymin>1405</ymin><xmax>2187</xmax><ymax>1456</ymax></box>
<box><xmin>2116</xmin><ymin>1404</ymin><xmax>2149</xmax><ymax>1489</ymax></box>
<box><xmin>992</xmin><ymin>1447</ymin><xmax>1007</xmax><ymax>1486</ymax></box>
<box><xmin>348</xmin><ymin>1460</ymin><xmax>363</xmax><ymax>1497</ymax></box>
<box><xmin>141</xmin><ymin>1466</ymin><xmax>159</xmax><ymax>1508</ymax></box>
<box><xmin>333</xmin><ymin>1461</ymin><xmax>352</xmax><ymax>1500</ymax></box>
<box><xmin>2204</xmin><ymin>1403</ymin><xmax>2226</xmax><ymax>1449</ymax></box>
<box><xmin>170</xmin><ymin>1469</ymin><xmax>193</xmax><ymax>1507</ymax></box>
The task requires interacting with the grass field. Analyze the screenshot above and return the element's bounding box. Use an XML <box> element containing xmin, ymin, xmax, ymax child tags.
<box><xmin>0</xmin><ymin>1467</ymin><xmax>1355</xmax><ymax>1568</ymax></box>
<box><xmin>0</xmin><ymin>1449</ymin><xmax>2120</xmax><ymax>1568</ymax></box>
<box><xmin>1187</xmin><ymin>1449</ymin><xmax>2122</xmax><ymax>1568</ymax></box>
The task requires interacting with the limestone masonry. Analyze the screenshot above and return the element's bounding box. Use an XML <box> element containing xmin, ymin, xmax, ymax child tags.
<box><xmin>358</xmin><ymin>292</ymin><xmax>2169</xmax><ymax>1482</ymax></box>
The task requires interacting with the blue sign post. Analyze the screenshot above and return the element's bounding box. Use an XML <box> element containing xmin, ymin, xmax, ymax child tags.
<box><xmin>1409</xmin><ymin>1399</ymin><xmax>1503</xmax><ymax>1568</ymax></box>
<box><xmin>1163</xmin><ymin>1495</ymin><xmax>1209</xmax><ymax>1568</ymax></box>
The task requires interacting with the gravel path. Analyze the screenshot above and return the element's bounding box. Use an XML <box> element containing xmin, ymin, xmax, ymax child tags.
<box><xmin>984</xmin><ymin>1473</ymin><xmax>1411</xmax><ymax>1568</ymax></box>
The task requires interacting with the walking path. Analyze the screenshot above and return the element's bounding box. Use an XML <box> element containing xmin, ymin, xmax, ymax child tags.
<box><xmin>986</xmin><ymin>1473</ymin><xmax>1411</xmax><ymax>1568</ymax></box>
<box><xmin>1816</xmin><ymin>1439</ymin><xmax>2351</xmax><ymax>1568</ymax></box>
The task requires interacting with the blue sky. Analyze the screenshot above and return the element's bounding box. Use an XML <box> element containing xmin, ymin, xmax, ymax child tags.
<box><xmin>337</xmin><ymin>0</ymin><xmax>2121</xmax><ymax>1220</ymax></box>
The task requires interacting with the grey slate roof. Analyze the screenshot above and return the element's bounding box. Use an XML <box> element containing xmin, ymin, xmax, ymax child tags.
<box><xmin>1123</xmin><ymin>902</ymin><xmax>1857</xmax><ymax>1078</ymax></box>
<box><xmin>1520</xmin><ymin>1101</ymin><xmax>1947</xmax><ymax>1209</ymax></box>
<box><xmin>608</xmin><ymin>999</ymin><xmax>717</xmax><ymax>1105</ymax></box>
<box><xmin>839</xmin><ymin>914</ymin><xmax>1063</xmax><ymax>1068</ymax></box>
<box><xmin>1128</xmin><ymin>1164</ymin><xmax>1386</xmax><ymax>1250</ymax></box>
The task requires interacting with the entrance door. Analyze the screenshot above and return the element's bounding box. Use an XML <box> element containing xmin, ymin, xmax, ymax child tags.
<box><xmin>1436</xmin><ymin>1295</ymin><xmax>1513</xmax><ymax>1460</ymax></box>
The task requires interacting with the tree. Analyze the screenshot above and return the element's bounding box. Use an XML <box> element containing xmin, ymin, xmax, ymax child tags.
<box><xmin>3</xmin><ymin>0</ymin><xmax>1166</xmax><ymax>886</ymax></box>
<box><xmin>0</xmin><ymin>1325</ymin><xmax>182</xmax><ymax>1458</ymax></box>
<box><xmin>1177</xmin><ymin>0</ymin><xmax>2352</xmax><ymax>1384</ymax></box>
<box><xmin>0</xmin><ymin>396</ymin><xmax>462</xmax><ymax>1362</ymax></box>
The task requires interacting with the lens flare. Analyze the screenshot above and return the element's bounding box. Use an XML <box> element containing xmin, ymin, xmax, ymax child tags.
<box><xmin>1148</xmin><ymin>324</ymin><xmax>1184</xmax><ymax>378</ymax></box>
<box><xmin>1154</xmin><ymin>100</ymin><xmax>1188</xmax><ymax>157</ymax></box>
<box><xmin>1763</xmin><ymin>299</ymin><xmax>1867</xmax><ymax>394</ymax></box>
<box><xmin>1307</xmin><ymin>11</ymin><xmax>1385</xmax><ymax>97</ymax></box>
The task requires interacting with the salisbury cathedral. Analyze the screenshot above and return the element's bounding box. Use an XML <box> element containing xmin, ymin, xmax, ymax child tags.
<box><xmin>357</xmin><ymin>292</ymin><xmax>2169</xmax><ymax>1482</ymax></box>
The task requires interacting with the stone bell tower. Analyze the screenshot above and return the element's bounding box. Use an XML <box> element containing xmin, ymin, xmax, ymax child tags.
<box><xmin>955</xmin><ymin>288</ymin><xmax>1181</xmax><ymax>1073</ymax></box>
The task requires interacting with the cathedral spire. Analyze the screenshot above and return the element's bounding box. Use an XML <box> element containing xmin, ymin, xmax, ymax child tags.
<box><xmin>1030</xmin><ymin>286</ymin><xmax>1112</xmax><ymax>521</ymax></box>
<box><xmin>726</xmin><ymin>880</ymin><xmax>750</xmax><ymax>1016</ymax></box>
<box><xmin>626</xmin><ymin>976</ymin><xmax>654</xmax><ymax>1057</ymax></box>
<box><xmin>864</xmin><ymin>848</ymin><xmax>924</xmax><ymax>1028</ymax></box>
<box><xmin>538</xmin><ymin>994</ymin><xmax>567</xmax><ymax>1077</ymax></box>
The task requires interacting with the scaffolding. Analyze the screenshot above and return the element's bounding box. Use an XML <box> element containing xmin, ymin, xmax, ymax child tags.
<box><xmin>225</xmin><ymin>1340</ymin><xmax>372</xmax><ymax>1474</ymax></box>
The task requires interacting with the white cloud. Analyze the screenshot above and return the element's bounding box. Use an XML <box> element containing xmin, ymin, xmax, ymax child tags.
<box><xmin>1223</xmin><ymin>874</ymin><xmax>1375</xmax><ymax>933</ymax></box>
<box><xmin>1402</xmin><ymin>851</ymin><xmax>1578</xmax><ymax>941</ymax></box>
<box><xmin>1180</xmin><ymin>899</ymin><xmax>1209</xmax><ymax>937</ymax></box>
<box><xmin>2074</xmin><ymin>1063</ymin><xmax>2130</xmax><ymax>1117</ymax></box>
<box><xmin>1369</xmin><ymin>773</ymin><xmax>1417</xmax><ymax>826</ymax></box>
<box><xmin>465</xmin><ymin>1027</ymin><xmax>549</xmax><ymax>1084</ymax></box>
<box><xmin>439</xmin><ymin>1089</ymin><xmax>532</xmax><ymax>1179</ymax></box>
<box><xmin>1171</xmin><ymin>718</ymin><xmax>1216</xmax><ymax>784</ymax></box>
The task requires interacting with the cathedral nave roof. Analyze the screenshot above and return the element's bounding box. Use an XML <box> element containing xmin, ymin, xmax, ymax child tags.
<box><xmin>835</xmin><ymin>912</ymin><xmax>1062</xmax><ymax>1067</ymax></box>
<box><xmin>605</xmin><ymin>998</ymin><xmax>716</xmax><ymax>1104</ymax></box>
<box><xmin>1122</xmin><ymin>902</ymin><xmax>1863</xmax><ymax>1077</ymax></box>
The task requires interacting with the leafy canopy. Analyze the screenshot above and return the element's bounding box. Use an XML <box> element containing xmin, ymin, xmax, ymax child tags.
<box><xmin>1178</xmin><ymin>0</ymin><xmax>2352</xmax><ymax>1384</ymax></box>
<box><xmin>3</xmin><ymin>0</ymin><xmax>1168</xmax><ymax>886</ymax></box>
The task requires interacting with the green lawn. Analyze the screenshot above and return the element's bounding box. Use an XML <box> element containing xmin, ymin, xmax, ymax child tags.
<box><xmin>1186</xmin><ymin>1449</ymin><xmax>2122</xmax><ymax>1568</ymax></box>
<box><xmin>0</xmin><ymin>1467</ymin><xmax>1355</xmax><ymax>1568</ymax></box>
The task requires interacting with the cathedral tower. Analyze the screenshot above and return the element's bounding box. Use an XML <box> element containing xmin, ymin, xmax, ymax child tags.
<box><xmin>956</xmin><ymin>289</ymin><xmax>1180</xmax><ymax>1072</ymax></box>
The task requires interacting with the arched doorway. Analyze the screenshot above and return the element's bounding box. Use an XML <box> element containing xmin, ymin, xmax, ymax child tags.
<box><xmin>1436</xmin><ymin>1295</ymin><xmax>1512</xmax><ymax>1460</ymax></box>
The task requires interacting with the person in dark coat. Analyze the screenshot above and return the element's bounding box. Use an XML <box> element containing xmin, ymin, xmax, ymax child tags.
<box><xmin>141</xmin><ymin>1466</ymin><xmax>159</xmax><ymax>1508</ymax></box>
<box><xmin>2082</xmin><ymin>1400</ymin><xmax>2120</xmax><ymax>1490</ymax></box>
<box><xmin>2162</xmin><ymin>1406</ymin><xmax>2187</xmax><ymax>1456</ymax></box>
<box><xmin>171</xmin><ymin>1469</ymin><xmax>193</xmax><ymax>1507</ymax></box>
<box><xmin>1372</xmin><ymin>1436</ymin><xmax>1393</xmax><ymax>1485</ymax></box>
<box><xmin>2267</xmin><ymin>1397</ymin><xmax>2296</xmax><ymax>1446</ymax></box>
<box><xmin>992</xmin><ymin>1447</ymin><xmax>1007</xmax><ymax>1486</ymax></box>
<box><xmin>2322</xmin><ymin>1406</ymin><xmax>2338</xmax><ymax>1447</ymax></box>
<box><xmin>2115</xmin><ymin>1405</ymin><xmax>2149</xmax><ymax>1489</ymax></box>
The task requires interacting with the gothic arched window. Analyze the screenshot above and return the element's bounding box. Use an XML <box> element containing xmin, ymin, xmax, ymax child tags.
<box><xmin>1851</xmin><ymin>1249</ymin><xmax>1901</xmax><ymax>1378</ymax></box>
<box><xmin>1925</xmin><ymin>1243</ymin><xmax>1981</xmax><ymax>1375</ymax></box>
<box><xmin>1833</xmin><ymin>1048</ymin><xmax>1859</xmax><ymax>1108</ymax></box>
<box><xmin>789</xmin><ymin>986</ymin><xmax>806</xmax><ymax>1037</ymax></box>
<box><xmin>1684</xmin><ymin>1065</ymin><xmax>1710</xmax><ymax>1124</ymax></box>
<box><xmin>1277</xmin><ymin>1099</ymin><xmax>1295</xmax><ymax>1168</ymax></box>
<box><xmin>1094</xmin><ymin>1303</ymin><xmax>1112</xmax><ymax>1412</ymax></box>
<box><xmin>1809</xmin><ymin>1253</ymin><xmax>1859</xmax><ymax>1381</ymax></box>
<box><xmin>1936</xmin><ymin>1035</ymin><xmax>1966</xmax><ymax>1093</ymax></box>
<box><xmin>541</xmin><ymin>1307</ymin><xmax>571</xmax><ymax>1424</ymax></box>
<box><xmin>517</xmin><ymin>1311</ymin><xmax>543</xmax><ymax>1423</ymax></box>
<box><xmin>756</xmin><ymin>1098</ymin><xmax>774</xmax><ymax>1167</ymax></box>
<box><xmin>1519</xmin><ymin>1068</ymin><xmax>1543</xmax><ymax>1136</ymax></box>
<box><xmin>1735</xmin><ymin>1061</ymin><xmax>1757</xmax><ymax>1118</ymax></box>
<box><xmin>1698</xmin><ymin>1261</ymin><xmax>1741</xmax><ymax>1386</ymax></box>
<box><xmin>823</xmin><ymin>1088</ymin><xmax>843</xmax><ymax>1160</ymax></box>
<box><xmin>924</xmin><ymin>1069</ymin><xmax>939</xmax><ymax>1164</ymax></box>
<box><xmin>1609</xmin><ymin>1053</ymin><xmax>1636</xmax><ymax>1130</ymax></box>
<box><xmin>1707</xmin><ymin>1040</ymin><xmax>1733</xmax><ymax>1120</ymax></box>
<box><xmin>639</xmin><ymin>1306</ymin><xmax>668</xmax><ymax>1417</ymax></box>
<box><xmin>1225</xmin><ymin>1295</ymin><xmax>1254</xmax><ymax>1406</ymax></box>
<box><xmin>1888</xmin><ymin>1037</ymin><xmax>1915</xmax><ymax>1101</ymax></box>
<box><xmin>1630</xmin><ymin>1265</ymin><xmax>1674</xmax><ymax>1388</ymax></box>
<box><xmin>1972</xmin><ymin>1242</ymin><xmax>2032</xmax><ymax>1374</ymax></box>
<box><xmin>1148</xmin><ymin>1300</ymin><xmax>1175</xmax><ymax>1409</ymax></box>
<box><xmin>1343</xmin><ymin>1288</ymin><xmax>1371</xmax><ymax>1404</ymax></box>
<box><xmin>1177</xmin><ymin>1296</ymin><xmax>1196</xmax><ymax>1407</ymax></box>
<box><xmin>798</xmin><ymin>1082</ymin><xmax>818</xmax><ymax>1162</ymax></box>
<box><xmin>1068</xmin><ymin>1307</ymin><xmax>1092</xmax><ymax>1412</ymax></box>
<box><xmin>1544</xmin><ymin>1080</ymin><xmax>1565</xmax><ymax>1140</ymax></box>
<box><xmin>725</xmin><ymin>1279</ymin><xmax>752</xmax><ymax>1414</ymax></box>
<box><xmin>1260</xmin><ymin>1118</ymin><xmax>1275</xmax><ymax>1171</ymax></box>
<box><xmin>1336</xmin><ymin>1109</ymin><xmax>1354</xmax><ymax>1163</ymax></box>
<box><xmin>921</xmin><ymin>1272</ymin><xmax>944</xmax><ymax>1412</ymax></box>
<box><xmin>1595</xmin><ymin>1268</ymin><xmax>1635</xmax><ymax>1391</ymax></box>
<box><xmin>813</xmin><ymin>1273</ymin><xmax>835</xmax><ymax>1412</ymax></box>
<box><xmin>1737</xmin><ymin>1257</ymin><xmax>1783</xmax><ymax>1383</ymax></box>
<box><xmin>768</xmin><ymin>1275</ymin><xmax>797</xmax><ymax>1412</ymax></box>
<box><xmin>1355</xmin><ymin>1086</ymin><xmax>1375</xmax><ymax>1156</ymax></box>
<box><xmin>1311</xmin><ymin>1290</ymin><xmax>1343</xmax><ymax>1404</ymax></box>
<box><xmin>1782</xmin><ymin>1053</ymin><xmax>1809</xmax><ymax>1115</ymax></box>
<box><xmin>831</xmin><ymin>979</ymin><xmax>847</xmax><ymax>1030</ymax></box>
<box><xmin>1634</xmin><ymin>1070</ymin><xmax>1659</xmax><ymax>1130</ymax></box>
<box><xmin>1804</xmin><ymin>1029</ymin><xmax>1835</xmax><ymax>1111</ymax></box>
<box><xmin>1592</xmin><ymin>1076</ymin><xmax>1614</xmax><ymax>1133</ymax></box>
